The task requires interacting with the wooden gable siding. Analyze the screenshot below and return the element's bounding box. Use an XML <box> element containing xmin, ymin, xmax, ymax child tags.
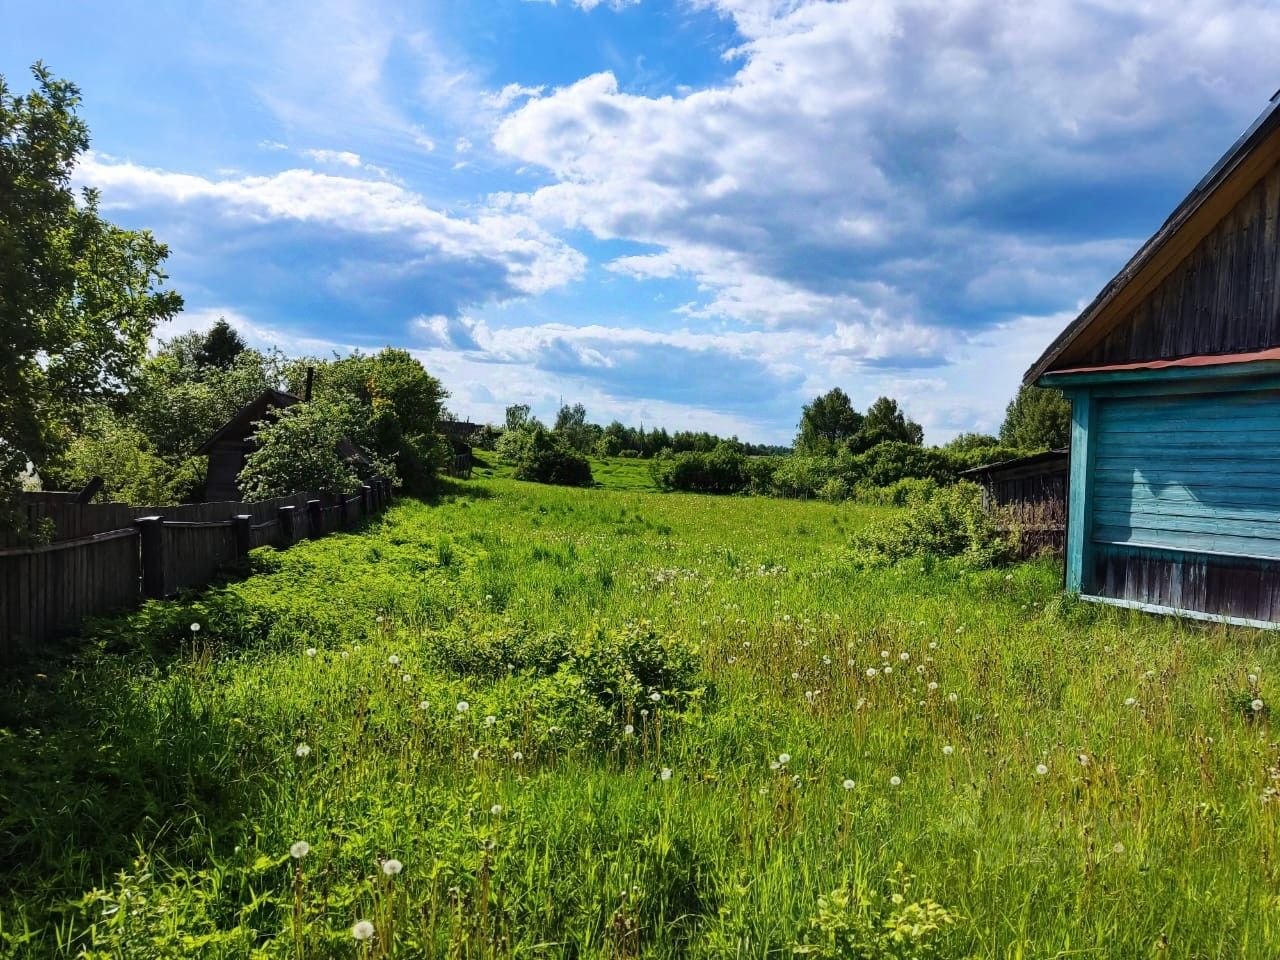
<box><xmin>1077</xmin><ymin>160</ymin><xmax>1280</xmax><ymax>367</ymax></box>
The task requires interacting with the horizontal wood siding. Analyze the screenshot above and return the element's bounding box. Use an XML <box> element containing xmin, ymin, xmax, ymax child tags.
<box><xmin>1080</xmin><ymin>160</ymin><xmax>1280</xmax><ymax>366</ymax></box>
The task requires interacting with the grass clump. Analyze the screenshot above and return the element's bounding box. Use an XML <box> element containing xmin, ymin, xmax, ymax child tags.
<box><xmin>850</xmin><ymin>481</ymin><xmax>1011</xmax><ymax>568</ymax></box>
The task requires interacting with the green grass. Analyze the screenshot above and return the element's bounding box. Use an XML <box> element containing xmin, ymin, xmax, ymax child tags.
<box><xmin>3</xmin><ymin>477</ymin><xmax>1280</xmax><ymax>957</ymax></box>
<box><xmin>472</xmin><ymin>452</ymin><xmax>658</xmax><ymax>491</ymax></box>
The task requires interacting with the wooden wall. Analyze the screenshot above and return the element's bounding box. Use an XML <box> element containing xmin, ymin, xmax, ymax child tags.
<box><xmin>1079</xmin><ymin>160</ymin><xmax>1280</xmax><ymax>366</ymax></box>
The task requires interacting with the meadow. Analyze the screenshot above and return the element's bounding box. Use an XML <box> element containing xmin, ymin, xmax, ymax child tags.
<box><xmin>2</xmin><ymin>477</ymin><xmax>1279</xmax><ymax>958</ymax></box>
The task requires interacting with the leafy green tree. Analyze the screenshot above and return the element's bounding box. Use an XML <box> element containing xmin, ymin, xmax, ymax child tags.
<box><xmin>1000</xmin><ymin>384</ymin><xmax>1071</xmax><ymax>450</ymax></box>
<box><xmin>1</xmin><ymin>64</ymin><xmax>182</xmax><ymax>523</ymax></box>
<box><xmin>499</xmin><ymin>426</ymin><xmax>593</xmax><ymax>486</ymax></box>
<box><xmin>554</xmin><ymin>402</ymin><xmax>597</xmax><ymax>453</ymax></box>
<box><xmin>943</xmin><ymin>432</ymin><xmax>1001</xmax><ymax>453</ymax></box>
<box><xmin>237</xmin><ymin>399</ymin><xmax>361</xmax><ymax>500</ymax></box>
<box><xmin>854</xmin><ymin>396</ymin><xmax>924</xmax><ymax>450</ymax></box>
<box><xmin>796</xmin><ymin>388</ymin><xmax>863</xmax><ymax>455</ymax></box>
<box><xmin>505</xmin><ymin>404</ymin><xmax>539</xmax><ymax>432</ymax></box>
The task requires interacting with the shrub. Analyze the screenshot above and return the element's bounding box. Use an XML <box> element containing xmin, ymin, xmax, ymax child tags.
<box><xmin>617</xmin><ymin>448</ymin><xmax>641</xmax><ymax>458</ymax></box>
<box><xmin>851</xmin><ymin>441</ymin><xmax>957</xmax><ymax>488</ymax></box>
<box><xmin>850</xmin><ymin>481</ymin><xmax>1012</xmax><ymax>568</ymax></box>
<box><xmin>499</xmin><ymin>427</ymin><xmax>594</xmax><ymax>486</ymax></box>
<box><xmin>768</xmin><ymin>455</ymin><xmax>838</xmax><ymax>499</ymax></box>
<box><xmin>649</xmin><ymin>442</ymin><xmax>749</xmax><ymax>494</ymax></box>
<box><xmin>855</xmin><ymin>477</ymin><xmax>939</xmax><ymax>507</ymax></box>
<box><xmin>818</xmin><ymin>477</ymin><xmax>850</xmax><ymax>502</ymax></box>
<box><xmin>238</xmin><ymin>398</ymin><xmax>362</xmax><ymax>500</ymax></box>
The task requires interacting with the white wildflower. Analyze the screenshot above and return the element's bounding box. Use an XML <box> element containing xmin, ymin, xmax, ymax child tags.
<box><xmin>290</xmin><ymin>841</ymin><xmax>309</xmax><ymax>859</ymax></box>
<box><xmin>352</xmin><ymin>920</ymin><xmax>374</xmax><ymax>941</ymax></box>
<box><xmin>382</xmin><ymin>859</ymin><xmax>403</xmax><ymax>876</ymax></box>
<box><xmin>295</xmin><ymin>743</ymin><xmax>311</xmax><ymax>758</ymax></box>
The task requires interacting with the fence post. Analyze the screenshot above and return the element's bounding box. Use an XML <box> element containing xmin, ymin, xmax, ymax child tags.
<box><xmin>233</xmin><ymin>514</ymin><xmax>252</xmax><ymax>556</ymax></box>
<box><xmin>336</xmin><ymin>491</ymin><xmax>348</xmax><ymax>527</ymax></box>
<box><xmin>306</xmin><ymin>499</ymin><xmax>323</xmax><ymax>538</ymax></box>
<box><xmin>382</xmin><ymin>477</ymin><xmax>392</xmax><ymax>504</ymax></box>
<box><xmin>136</xmin><ymin>516</ymin><xmax>166</xmax><ymax>599</ymax></box>
<box><xmin>361</xmin><ymin>484</ymin><xmax>372</xmax><ymax>516</ymax></box>
<box><xmin>278</xmin><ymin>505</ymin><xmax>296</xmax><ymax>544</ymax></box>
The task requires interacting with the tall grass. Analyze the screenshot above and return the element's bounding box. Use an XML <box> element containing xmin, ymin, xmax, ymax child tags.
<box><xmin>2</xmin><ymin>479</ymin><xmax>1278</xmax><ymax>957</ymax></box>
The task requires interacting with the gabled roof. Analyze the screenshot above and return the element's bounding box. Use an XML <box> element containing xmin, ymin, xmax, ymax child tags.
<box><xmin>1025</xmin><ymin>89</ymin><xmax>1280</xmax><ymax>385</ymax></box>
<box><xmin>958</xmin><ymin>448</ymin><xmax>1068</xmax><ymax>480</ymax></box>
<box><xmin>196</xmin><ymin>388</ymin><xmax>300</xmax><ymax>454</ymax></box>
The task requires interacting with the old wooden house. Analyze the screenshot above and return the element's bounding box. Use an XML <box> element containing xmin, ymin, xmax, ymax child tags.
<box><xmin>959</xmin><ymin>449</ymin><xmax>1068</xmax><ymax>556</ymax></box>
<box><xmin>197</xmin><ymin>388</ymin><xmax>302</xmax><ymax>501</ymax></box>
<box><xmin>1026</xmin><ymin>89</ymin><xmax>1280</xmax><ymax>626</ymax></box>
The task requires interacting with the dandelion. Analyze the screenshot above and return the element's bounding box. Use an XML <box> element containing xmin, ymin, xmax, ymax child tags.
<box><xmin>295</xmin><ymin>743</ymin><xmax>311</xmax><ymax>758</ymax></box>
<box><xmin>649</xmin><ymin>692</ymin><xmax>662</xmax><ymax>703</ymax></box>
<box><xmin>190</xmin><ymin>622</ymin><xmax>201</xmax><ymax>633</ymax></box>
<box><xmin>727</xmin><ymin>656</ymin><xmax>737</xmax><ymax>665</ymax></box>
<box><xmin>388</xmin><ymin>655</ymin><xmax>400</xmax><ymax>666</ymax></box>
<box><xmin>1112</xmin><ymin>842</ymin><xmax>1125</xmax><ymax>855</ymax></box>
<box><xmin>822</xmin><ymin>655</ymin><xmax>832</xmax><ymax>666</ymax></box>
<box><xmin>491</xmin><ymin>804</ymin><xmax>503</xmax><ymax>815</ymax></box>
<box><xmin>624</xmin><ymin>724</ymin><xmax>634</xmax><ymax>735</ymax></box>
<box><xmin>899</xmin><ymin>652</ymin><xmax>910</xmax><ymax>662</ymax></box>
<box><xmin>1252</xmin><ymin>698</ymin><xmax>1265</xmax><ymax>713</ymax></box>
<box><xmin>484</xmin><ymin>714</ymin><xmax>497</xmax><ymax>726</ymax></box>
<box><xmin>472</xmin><ymin>748</ymin><xmax>481</xmax><ymax>760</ymax></box>
<box><xmin>660</xmin><ymin>767</ymin><xmax>673</xmax><ymax>781</ymax></box>
<box><xmin>948</xmin><ymin>692</ymin><xmax>958</xmax><ymax>702</ymax></box>
<box><xmin>927</xmin><ymin>681</ymin><xmax>938</xmax><ymax>691</ymax></box>
<box><xmin>883</xmin><ymin>666</ymin><xmax>893</xmax><ymax>675</ymax></box>
<box><xmin>340</xmin><ymin>651</ymin><xmax>350</xmax><ymax>660</ymax></box>
<box><xmin>456</xmin><ymin>701</ymin><xmax>470</xmax><ymax>713</ymax></box>
<box><xmin>778</xmin><ymin>753</ymin><xmax>791</xmax><ymax>765</ymax></box>
<box><xmin>928</xmin><ymin>641</ymin><xmax>938</xmax><ymax>650</ymax></box>
<box><xmin>1249</xmin><ymin>673</ymin><xmax>1259</xmax><ymax>684</ymax></box>
<box><xmin>382</xmin><ymin>858</ymin><xmax>403</xmax><ymax>876</ymax></box>
<box><xmin>1035</xmin><ymin>763</ymin><xmax>1049</xmax><ymax>776</ymax></box>
<box><xmin>402</xmin><ymin>673</ymin><xmax>412</xmax><ymax>684</ymax></box>
<box><xmin>353</xmin><ymin>920</ymin><xmax>375</xmax><ymax>941</ymax></box>
<box><xmin>419</xmin><ymin>700</ymin><xmax>430</xmax><ymax>710</ymax></box>
<box><xmin>305</xmin><ymin>647</ymin><xmax>317</xmax><ymax>658</ymax></box>
<box><xmin>791</xmin><ymin>671</ymin><xmax>800</xmax><ymax>680</ymax></box>
<box><xmin>640</xmin><ymin>709</ymin><xmax>650</xmax><ymax>719</ymax></box>
<box><xmin>942</xmin><ymin>745</ymin><xmax>954</xmax><ymax>756</ymax></box>
<box><xmin>866</xmin><ymin>668</ymin><xmax>878</xmax><ymax>678</ymax></box>
<box><xmin>1077</xmin><ymin>753</ymin><xmax>1090</xmax><ymax>766</ymax></box>
<box><xmin>290</xmin><ymin>840</ymin><xmax>309</xmax><ymax>859</ymax></box>
<box><xmin>889</xmin><ymin>775</ymin><xmax>902</xmax><ymax>787</ymax></box>
<box><xmin>512</xmin><ymin>751</ymin><xmax>523</xmax><ymax>761</ymax></box>
<box><xmin>1124</xmin><ymin>697</ymin><xmax>1137</xmax><ymax>707</ymax></box>
<box><xmin>880</xmin><ymin>650</ymin><xmax>890</xmax><ymax>660</ymax></box>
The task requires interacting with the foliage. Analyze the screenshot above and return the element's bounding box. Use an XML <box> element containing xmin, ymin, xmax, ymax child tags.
<box><xmin>850</xmin><ymin>482</ymin><xmax>1012</xmax><ymax>568</ymax></box>
<box><xmin>554</xmin><ymin>402</ymin><xmax>596</xmax><ymax>453</ymax></box>
<box><xmin>237</xmin><ymin>398</ymin><xmax>362</xmax><ymax>500</ymax></box>
<box><xmin>852</xmin><ymin>442</ymin><xmax>953</xmax><ymax>488</ymax></box>
<box><xmin>796</xmin><ymin>388</ymin><xmax>864</xmax><ymax>455</ymax></box>
<box><xmin>854</xmin><ymin>477</ymin><xmax>939</xmax><ymax>508</ymax></box>
<box><xmin>854</xmin><ymin>397</ymin><xmax>924</xmax><ymax>451</ymax></box>
<box><xmin>649</xmin><ymin>442</ymin><xmax>750</xmax><ymax>494</ymax></box>
<box><xmin>52</xmin><ymin>408</ymin><xmax>205</xmax><ymax>504</ymax></box>
<box><xmin>498</xmin><ymin>426</ymin><xmax>594</xmax><ymax>486</ymax></box>
<box><xmin>0</xmin><ymin>64</ymin><xmax>182</xmax><ymax>526</ymax></box>
<box><xmin>1000</xmin><ymin>385</ymin><xmax>1071</xmax><ymax>450</ymax></box>
<box><xmin>792</xmin><ymin>869</ymin><xmax>959</xmax><ymax>960</ymax></box>
<box><xmin>4</xmin><ymin>482</ymin><xmax>1279</xmax><ymax>958</ymax></box>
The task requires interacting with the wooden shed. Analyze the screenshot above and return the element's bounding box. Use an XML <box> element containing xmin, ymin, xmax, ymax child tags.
<box><xmin>959</xmin><ymin>449</ymin><xmax>1068</xmax><ymax>556</ymax></box>
<box><xmin>1026</xmin><ymin>89</ymin><xmax>1280</xmax><ymax>626</ymax></box>
<box><xmin>197</xmin><ymin>389</ymin><xmax>301</xmax><ymax>501</ymax></box>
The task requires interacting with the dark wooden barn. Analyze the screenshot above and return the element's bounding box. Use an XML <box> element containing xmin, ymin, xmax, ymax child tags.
<box><xmin>197</xmin><ymin>389</ymin><xmax>301</xmax><ymax>502</ymax></box>
<box><xmin>1026</xmin><ymin>89</ymin><xmax>1280</xmax><ymax>627</ymax></box>
<box><xmin>960</xmin><ymin>449</ymin><xmax>1068</xmax><ymax>556</ymax></box>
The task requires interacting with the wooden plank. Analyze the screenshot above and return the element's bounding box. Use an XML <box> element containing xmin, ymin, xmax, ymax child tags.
<box><xmin>1065</xmin><ymin>391</ymin><xmax>1095</xmax><ymax>594</ymax></box>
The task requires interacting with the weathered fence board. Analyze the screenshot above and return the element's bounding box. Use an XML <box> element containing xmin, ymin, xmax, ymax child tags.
<box><xmin>1</xmin><ymin>479</ymin><xmax>393</xmax><ymax>664</ymax></box>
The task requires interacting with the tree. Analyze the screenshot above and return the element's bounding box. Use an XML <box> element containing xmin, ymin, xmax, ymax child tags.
<box><xmin>499</xmin><ymin>426</ymin><xmax>593</xmax><ymax>487</ymax></box>
<box><xmin>796</xmin><ymin>388</ymin><xmax>864</xmax><ymax>455</ymax></box>
<box><xmin>854</xmin><ymin>397</ymin><xmax>924</xmax><ymax>450</ymax></box>
<box><xmin>237</xmin><ymin>399</ymin><xmax>361</xmax><ymax>501</ymax></box>
<box><xmin>1000</xmin><ymin>385</ymin><xmax>1071</xmax><ymax>450</ymax></box>
<box><xmin>505</xmin><ymin>404</ymin><xmax>535</xmax><ymax>432</ymax></box>
<box><xmin>554</xmin><ymin>402</ymin><xmax>596</xmax><ymax>453</ymax></box>
<box><xmin>1</xmin><ymin>64</ymin><xmax>182</xmax><ymax>523</ymax></box>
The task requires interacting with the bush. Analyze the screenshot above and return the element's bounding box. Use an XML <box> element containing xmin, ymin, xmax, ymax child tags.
<box><xmin>768</xmin><ymin>455</ymin><xmax>838</xmax><ymax>499</ymax></box>
<box><xmin>238</xmin><ymin>398</ymin><xmax>362</xmax><ymax>500</ymax></box>
<box><xmin>855</xmin><ymin>477</ymin><xmax>939</xmax><ymax>507</ymax></box>
<box><xmin>792</xmin><ymin>869</ymin><xmax>959</xmax><ymax>959</ymax></box>
<box><xmin>649</xmin><ymin>442</ymin><xmax>749</xmax><ymax>494</ymax></box>
<box><xmin>850</xmin><ymin>481</ymin><xmax>1012</xmax><ymax>568</ymax></box>
<box><xmin>499</xmin><ymin>427</ymin><xmax>593</xmax><ymax>487</ymax></box>
<box><xmin>851</xmin><ymin>441</ymin><xmax>956</xmax><ymax>488</ymax></box>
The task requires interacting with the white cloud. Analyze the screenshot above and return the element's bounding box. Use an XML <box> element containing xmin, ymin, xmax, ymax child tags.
<box><xmin>77</xmin><ymin>153</ymin><xmax>586</xmax><ymax>299</ymax></box>
<box><xmin>301</xmin><ymin>148</ymin><xmax>363</xmax><ymax>168</ymax></box>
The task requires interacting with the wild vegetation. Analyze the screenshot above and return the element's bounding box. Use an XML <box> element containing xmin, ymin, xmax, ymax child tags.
<box><xmin>3</xmin><ymin>478</ymin><xmax>1278</xmax><ymax>958</ymax></box>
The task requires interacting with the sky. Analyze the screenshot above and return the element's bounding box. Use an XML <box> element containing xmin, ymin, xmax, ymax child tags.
<box><xmin>5</xmin><ymin>0</ymin><xmax>1280</xmax><ymax>444</ymax></box>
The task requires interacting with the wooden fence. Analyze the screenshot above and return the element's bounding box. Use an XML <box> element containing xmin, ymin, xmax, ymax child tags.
<box><xmin>0</xmin><ymin>479</ymin><xmax>392</xmax><ymax>664</ymax></box>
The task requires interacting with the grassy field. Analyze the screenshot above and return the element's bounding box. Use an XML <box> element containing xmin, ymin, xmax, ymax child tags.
<box><xmin>472</xmin><ymin>452</ymin><xmax>659</xmax><ymax>491</ymax></box>
<box><xmin>3</xmin><ymin>478</ymin><xmax>1280</xmax><ymax>957</ymax></box>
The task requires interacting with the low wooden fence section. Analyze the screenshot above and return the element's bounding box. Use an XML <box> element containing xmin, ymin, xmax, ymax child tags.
<box><xmin>1</xmin><ymin>479</ymin><xmax>392</xmax><ymax>664</ymax></box>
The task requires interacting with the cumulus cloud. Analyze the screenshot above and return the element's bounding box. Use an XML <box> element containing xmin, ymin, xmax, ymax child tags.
<box><xmin>495</xmin><ymin>0</ymin><xmax>1280</xmax><ymax>340</ymax></box>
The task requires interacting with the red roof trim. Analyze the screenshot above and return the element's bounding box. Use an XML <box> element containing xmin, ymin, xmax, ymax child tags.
<box><xmin>1048</xmin><ymin>348</ymin><xmax>1280</xmax><ymax>376</ymax></box>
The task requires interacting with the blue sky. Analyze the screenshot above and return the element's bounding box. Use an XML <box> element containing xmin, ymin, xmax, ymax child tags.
<box><xmin>5</xmin><ymin>0</ymin><xmax>1279</xmax><ymax>443</ymax></box>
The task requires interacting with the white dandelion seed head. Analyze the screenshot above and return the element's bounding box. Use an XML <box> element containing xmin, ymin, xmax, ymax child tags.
<box><xmin>1077</xmin><ymin>754</ymin><xmax>1090</xmax><ymax>766</ymax></box>
<box><xmin>295</xmin><ymin>743</ymin><xmax>311</xmax><ymax>758</ymax></box>
<box><xmin>419</xmin><ymin>700</ymin><xmax>430</xmax><ymax>710</ymax></box>
<box><xmin>649</xmin><ymin>692</ymin><xmax>661</xmax><ymax>703</ymax></box>
<box><xmin>1035</xmin><ymin>763</ymin><xmax>1049</xmax><ymax>776</ymax></box>
<box><xmin>889</xmin><ymin>775</ymin><xmax>902</xmax><ymax>787</ymax></box>
<box><xmin>190</xmin><ymin>622</ymin><xmax>201</xmax><ymax>633</ymax></box>
<box><xmin>624</xmin><ymin>724</ymin><xmax>634</xmax><ymax>735</ymax></box>
<box><xmin>1249</xmin><ymin>673</ymin><xmax>1259</xmax><ymax>684</ymax></box>
<box><xmin>305</xmin><ymin>647</ymin><xmax>317</xmax><ymax>658</ymax></box>
<box><xmin>778</xmin><ymin>753</ymin><xmax>791</xmax><ymax>765</ymax></box>
<box><xmin>660</xmin><ymin>767</ymin><xmax>673</xmax><ymax>781</ymax></box>
<box><xmin>880</xmin><ymin>650</ymin><xmax>890</xmax><ymax>660</ymax></box>
<box><xmin>866</xmin><ymin>668</ymin><xmax>878</xmax><ymax>678</ymax></box>
<box><xmin>511</xmin><ymin>751</ymin><xmax>523</xmax><ymax>760</ymax></box>
<box><xmin>640</xmin><ymin>709</ymin><xmax>649</xmax><ymax>718</ymax></box>
<box><xmin>382</xmin><ymin>858</ymin><xmax>403</xmax><ymax>876</ymax></box>
<box><xmin>1112</xmin><ymin>842</ymin><xmax>1125</xmax><ymax>854</ymax></box>
<box><xmin>883</xmin><ymin>666</ymin><xmax>892</xmax><ymax>675</ymax></box>
<box><xmin>340</xmin><ymin>651</ymin><xmax>350</xmax><ymax>659</ymax></box>
<box><xmin>1252</xmin><ymin>698</ymin><xmax>1265</xmax><ymax>712</ymax></box>
<box><xmin>387</xmin><ymin>655</ymin><xmax>400</xmax><ymax>666</ymax></box>
<box><xmin>490</xmin><ymin>804</ymin><xmax>503</xmax><ymax>815</ymax></box>
<box><xmin>791</xmin><ymin>671</ymin><xmax>800</xmax><ymax>679</ymax></box>
<box><xmin>928</xmin><ymin>681</ymin><xmax>938</xmax><ymax>691</ymax></box>
<box><xmin>842</xmin><ymin>778</ymin><xmax>855</xmax><ymax>790</ymax></box>
<box><xmin>1124</xmin><ymin>697</ymin><xmax>1137</xmax><ymax>707</ymax></box>
<box><xmin>472</xmin><ymin>748</ymin><xmax>481</xmax><ymax>760</ymax></box>
<box><xmin>402</xmin><ymin>673</ymin><xmax>412</xmax><ymax>683</ymax></box>
<box><xmin>942</xmin><ymin>745</ymin><xmax>954</xmax><ymax>756</ymax></box>
<box><xmin>948</xmin><ymin>692</ymin><xmax>958</xmax><ymax>703</ymax></box>
<box><xmin>456</xmin><ymin>701</ymin><xmax>470</xmax><ymax>713</ymax></box>
<box><xmin>899</xmin><ymin>652</ymin><xmax>909</xmax><ymax>662</ymax></box>
<box><xmin>352</xmin><ymin>920</ymin><xmax>374</xmax><ymax>941</ymax></box>
<box><xmin>770</xmin><ymin>761</ymin><xmax>781</xmax><ymax>770</ymax></box>
<box><xmin>929</xmin><ymin>641</ymin><xmax>938</xmax><ymax>650</ymax></box>
<box><xmin>290</xmin><ymin>841</ymin><xmax>309</xmax><ymax>859</ymax></box>
<box><xmin>484</xmin><ymin>714</ymin><xmax>497</xmax><ymax>726</ymax></box>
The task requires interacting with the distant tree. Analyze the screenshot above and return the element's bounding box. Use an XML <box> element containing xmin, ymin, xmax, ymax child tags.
<box><xmin>796</xmin><ymin>388</ymin><xmax>864</xmax><ymax>455</ymax></box>
<box><xmin>1000</xmin><ymin>385</ymin><xmax>1071</xmax><ymax>450</ymax></box>
<box><xmin>194</xmin><ymin>319</ymin><xmax>247</xmax><ymax>370</ymax></box>
<box><xmin>554</xmin><ymin>402</ymin><xmax>595</xmax><ymax>453</ymax></box>
<box><xmin>505</xmin><ymin>404</ymin><xmax>535</xmax><ymax>432</ymax></box>
<box><xmin>1</xmin><ymin>64</ymin><xmax>182</xmax><ymax>526</ymax></box>
<box><xmin>853</xmin><ymin>397</ymin><xmax>924</xmax><ymax>451</ymax></box>
<box><xmin>943</xmin><ymin>432</ymin><xmax>1001</xmax><ymax>453</ymax></box>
